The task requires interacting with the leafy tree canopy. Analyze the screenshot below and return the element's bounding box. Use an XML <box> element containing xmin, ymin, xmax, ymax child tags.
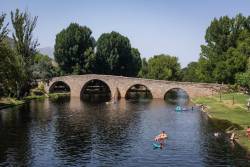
<box><xmin>95</xmin><ymin>31</ymin><xmax>141</xmax><ymax>76</ymax></box>
<box><xmin>181</xmin><ymin>62</ymin><xmax>199</xmax><ymax>82</ymax></box>
<box><xmin>0</xmin><ymin>13</ymin><xmax>8</xmax><ymax>43</ymax></box>
<box><xmin>145</xmin><ymin>54</ymin><xmax>181</xmax><ymax>80</ymax></box>
<box><xmin>31</xmin><ymin>53</ymin><xmax>59</xmax><ymax>82</ymax></box>
<box><xmin>198</xmin><ymin>14</ymin><xmax>250</xmax><ymax>83</ymax></box>
<box><xmin>0</xmin><ymin>41</ymin><xmax>27</xmax><ymax>97</ymax></box>
<box><xmin>54</xmin><ymin>23</ymin><xmax>95</xmax><ymax>74</ymax></box>
<box><xmin>10</xmin><ymin>9</ymin><xmax>39</xmax><ymax>98</ymax></box>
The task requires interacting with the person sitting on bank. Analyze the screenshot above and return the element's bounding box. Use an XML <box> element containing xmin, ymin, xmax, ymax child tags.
<box><xmin>214</xmin><ymin>132</ymin><xmax>220</xmax><ymax>137</ymax></box>
<box><xmin>230</xmin><ymin>132</ymin><xmax>236</xmax><ymax>141</ymax></box>
<box><xmin>247</xmin><ymin>101</ymin><xmax>250</xmax><ymax>112</ymax></box>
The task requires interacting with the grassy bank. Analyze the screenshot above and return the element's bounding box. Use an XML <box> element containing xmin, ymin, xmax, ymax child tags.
<box><xmin>0</xmin><ymin>97</ymin><xmax>25</xmax><ymax>109</ymax></box>
<box><xmin>0</xmin><ymin>93</ymin><xmax>70</xmax><ymax>109</ymax></box>
<box><xmin>193</xmin><ymin>92</ymin><xmax>250</xmax><ymax>151</ymax></box>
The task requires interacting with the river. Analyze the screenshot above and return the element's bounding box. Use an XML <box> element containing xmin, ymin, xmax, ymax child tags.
<box><xmin>0</xmin><ymin>97</ymin><xmax>249</xmax><ymax>166</ymax></box>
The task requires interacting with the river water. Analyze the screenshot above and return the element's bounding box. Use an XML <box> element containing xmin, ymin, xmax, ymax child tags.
<box><xmin>0</xmin><ymin>97</ymin><xmax>249</xmax><ymax>166</ymax></box>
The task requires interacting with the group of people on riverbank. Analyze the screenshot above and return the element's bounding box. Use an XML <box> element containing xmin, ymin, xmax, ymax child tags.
<box><xmin>214</xmin><ymin>126</ymin><xmax>250</xmax><ymax>142</ymax></box>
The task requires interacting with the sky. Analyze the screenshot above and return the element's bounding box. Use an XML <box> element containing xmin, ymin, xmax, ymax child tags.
<box><xmin>1</xmin><ymin>0</ymin><xmax>250</xmax><ymax>67</ymax></box>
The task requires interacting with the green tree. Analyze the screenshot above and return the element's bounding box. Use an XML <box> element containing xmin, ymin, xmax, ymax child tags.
<box><xmin>83</xmin><ymin>47</ymin><xmax>97</xmax><ymax>73</ymax></box>
<box><xmin>95</xmin><ymin>31</ymin><xmax>141</xmax><ymax>76</ymax></box>
<box><xmin>235</xmin><ymin>57</ymin><xmax>250</xmax><ymax>91</ymax></box>
<box><xmin>198</xmin><ymin>14</ymin><xmax>250</xmax><ymax>83</ymax></box>
<box><xmin>0</xmin><ymin>13</ymin><xmax>8</xmax><ymax>43</ymax></box>
<box><xmin>0</xmin><ymin>41</ymin><xmax>27</xmax><ymax>97</ymax></box>
<box><xmin>146</xmin><ymin>54</ymin><xmax>181</xmax><ymax>80</ymax></box>
<box><xmin>0</xmin><ymin>13</ymin><xmax>8</xmax><ymax>96</ymax></box>
<box><xmin>130</xmin><ymin>48</ymin><xmax>142</xmax><ymax>76</ymax></box>
<box><xmin>11</xmin><ymin>9</ymin><xmax>39</xmax><ymax>97</ymax></box>
<box><xmin>31</xmin><ymin>53</ymin><xmax>58</xmax><ymax>82</ymax></box>
<box><xmin>138</xmin><ymin>58</ymin><xmax>148</xmax><ymax>78</ymax></box>
<box><xmin>235</xmin><ymin>72</ymin><xmax>250</xmax><ymax>91</ymax></box>
<box><xmin>11</xmin><ymin>9</ymin><xmax>38</xmax><ymax>66</ymax></box>
<box><xmin>54</xmin><ymin>23</ymin><xmax>95</xmax><ymax>74</ymax></box>
<box><xmin>181</xmin><ymin>62</ymin><xmax>199</xmax><ymax>82</ymax></box>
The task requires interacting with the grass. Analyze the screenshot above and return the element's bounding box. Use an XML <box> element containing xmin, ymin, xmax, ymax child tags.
<box><xmin>193</xmin><ymin>92</ymin><xmax>250</xmax><ymax>151</ymax></box>
<box><xmin>0</xmin><ymin>97</ymin><xmax>25</xmax><ymax>109</ymax></box>
<box><xmin>48</xmin><ymin>92</ymin><xmax>70</xmax><ymax>99</ymax></box>
<box><xmin>0</xmin><ymin>93</ymin><xmax>70</xmax><ymax>109</ymax></box>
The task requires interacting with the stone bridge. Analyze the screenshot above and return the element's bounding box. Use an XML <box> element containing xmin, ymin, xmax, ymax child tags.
<box><xmin>45</xmin><ymin>74</ymin><xmax>225</xmax><ymax>100</ymax></box>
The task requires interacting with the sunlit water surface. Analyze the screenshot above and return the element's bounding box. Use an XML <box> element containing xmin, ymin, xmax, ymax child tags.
<box><xmin>0</xmin><ymin>97</ymin><xmax>249</xmax><ymax>166</ymax></box>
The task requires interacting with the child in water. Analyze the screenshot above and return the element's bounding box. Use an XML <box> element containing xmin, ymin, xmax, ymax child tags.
<box><xmin>155</xmin><ymin>131</ymin><xmax>168</xmax><ymax>148</ymax></box>
<box><xmin>155</xmin><ymin>131</ymin><xmax>168</xmax><ymax>141</ymax></box>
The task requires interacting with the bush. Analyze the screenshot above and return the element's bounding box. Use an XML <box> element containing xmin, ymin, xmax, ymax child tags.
<box><xmin>37</xmin><ymin>82</ymin><xmax>46</xmax><ymax>93</ymax></box>
<box><xmin>235</xmin><ymin>72</ymin><xmax>250</xmax><ymax>91</ymax></box>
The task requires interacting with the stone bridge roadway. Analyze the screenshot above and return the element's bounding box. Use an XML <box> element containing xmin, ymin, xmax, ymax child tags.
<box><xmin>45</xmin><ymin>74</ymin><xmax>225</xmax><ymax>100</ymax></box>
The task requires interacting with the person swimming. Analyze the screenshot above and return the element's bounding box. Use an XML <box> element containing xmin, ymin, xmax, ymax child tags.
<box><xmin>175</xmin><ymin>105</ymin><xmax>181</xmax><ymax>111</ymax></box>
<box><xmin>154</xmin><ymin>131</ymin><xmax>168</xmax><ymax>141</ymax></box>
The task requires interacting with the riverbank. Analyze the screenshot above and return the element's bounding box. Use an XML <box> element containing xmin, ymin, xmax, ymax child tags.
<box><xmin>193</xmin><ymin>92</ymin><xmax>250</xmax><ymax>151</ymax></box>
<box><xmin>0</xmin><ymin>93</ymin><xmax>70</xmax><ymax>110</ymax></box>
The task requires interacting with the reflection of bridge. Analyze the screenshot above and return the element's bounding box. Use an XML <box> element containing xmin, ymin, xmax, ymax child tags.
<box><xmin>45</xmin><ymin>74</ymin><xmax>225</xmax><ymax>100</ymax></box>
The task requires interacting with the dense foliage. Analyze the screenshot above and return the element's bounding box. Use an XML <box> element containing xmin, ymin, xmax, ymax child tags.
<box><xmin>138</xmin><ymin>58</ymin><xmax>148</xmax><ymax>78</ymax></box>
<box><xmin>138</xmin><ymin>54</ymin><xmax>181</xmax><ymax>80</ymax></box>
<box><xmin>181</xmin><ymin>62</ymin><xmax>199</xmax><ymax>82</ymax></box>
<box><xmin>0</xmin><ymin>13</ymin><xmax>8</xmax><ymax>43</ymax></box>
<box><xmin>0</xmin><ymin>9</ymin><xmax>58</xmax><ymax>98</ymax></box>
<box><xmin>235</xmin><ymin>58</ymin><xmax>250</xmax><ymax>90</ymax></box>
<box><xmin>54</xmin><ymin>23</ymin><xmax>95</xmax><ymax>74</ymax></box>
<box><xmin>0</xmin><ymin>41</ymin><xmax>26</xmax><ymax>97</ymax></box>
<box><xmin>95</xmin><ymin>31</ymin><xmax>141</xmax><ymax>76</ymax></box>
<box><xmin>196</xmin><ymin>14</ymin><xmax>250</xmax><ymax>84</ymax></box>
<box><xmin>31</xmin><ymin>53</ymin><xmax>59</xmax><ymax>82</ymax></box>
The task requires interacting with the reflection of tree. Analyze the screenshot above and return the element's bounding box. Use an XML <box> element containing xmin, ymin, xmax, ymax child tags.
<box><xmin>54</xmin><ymin>98</ymin><xmax>149</xmax><ymax>164</ymax></box>
<box><xmin>0</xmin><ymin>104</ymin><xmax>32</xmax><ymax>166</ymax></box>
<box><xmin>164</xmin><ymin>88</ymin><xmax>189</xmax><ymax>105</ymax></box>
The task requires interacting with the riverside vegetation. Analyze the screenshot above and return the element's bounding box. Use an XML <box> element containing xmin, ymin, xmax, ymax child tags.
<box><xmin>193</xmin><ymin>92</ymin><xmax>250</xmax><ymax>150</ymax></box>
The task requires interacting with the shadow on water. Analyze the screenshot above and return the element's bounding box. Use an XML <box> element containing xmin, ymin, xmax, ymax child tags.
<box><xmin>125</xmin><ymin>84</ymin><xmax>152</xmax><ymax>102</ymax></box>
<box><xmin>49</xmin><ymin>81</ymin><xmax>70</xmax><ymax>94</ymax></box>
<box><xmin>80</xmin><ymin>79</ymin><xmax>112</xmax><ymax>103</ymax></box>
<box><xmin>164</xmin><ymin>88</ymin><xmax>189</xmax><ymax>106</ymax></box>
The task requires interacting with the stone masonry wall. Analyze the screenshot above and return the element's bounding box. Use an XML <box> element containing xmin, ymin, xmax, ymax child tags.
<box><xmin>45</xmin><ymin>74</ymin><xmax>225</xmax><ymax>100</ymax></box>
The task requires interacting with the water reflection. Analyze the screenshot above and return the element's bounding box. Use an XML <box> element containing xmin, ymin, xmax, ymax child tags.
<box><xmin>164</xmin><ymin>88</ymin><xmax>189</xmax><ymax>105</ymax></box>
<box><xmin>125</xmin><ymin>84</ymin><xmax>153</xmax><ymax>101</ymax></box>
<box><xmin>0</xmin><ymin>98</ymin><xmax>249</xmax><ymax>166</ymax></box>
<box><xmin>80</xmin><ymin>79</ymin><xmax>111</xmax><ymax>103</ymax></box>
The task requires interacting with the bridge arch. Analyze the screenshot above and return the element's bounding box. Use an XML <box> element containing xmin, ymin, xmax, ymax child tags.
<box><xmin>125</xmin><ymin>84</ymin><xmax>153</xmax><ymax>100</ymax></box>
<box><xmin>49</xmin><ymin>81</ymin><xmax>71</xmax><ymax>94</ymax></box>
<box><xmin>80</xmin><ymin>79</ymin><xmax>112</xmax><ymax>102</ymax></box>
<box><xmin>164</xmin><ymin>87</ymin><xmax>189</xmax><ymax>104</ymax></box>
